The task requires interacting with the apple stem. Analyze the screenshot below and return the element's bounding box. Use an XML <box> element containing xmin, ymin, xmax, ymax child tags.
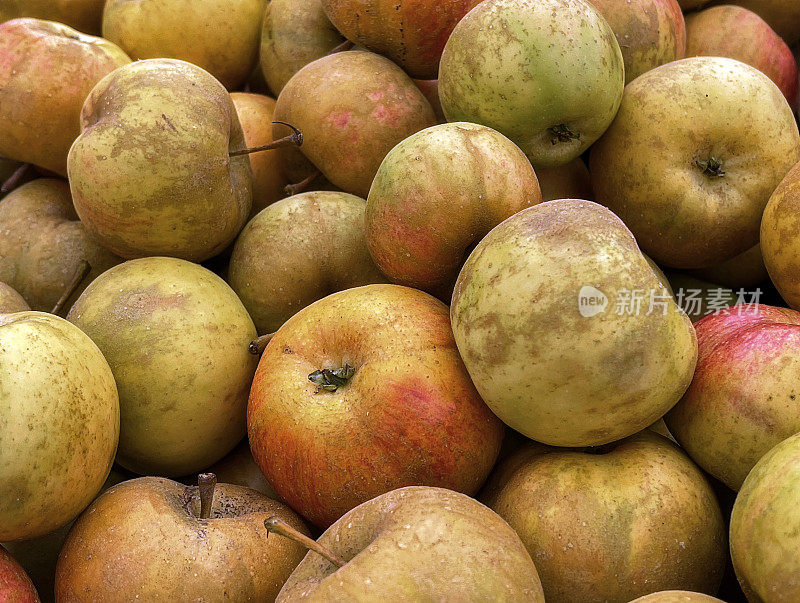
<box><xmin>264</xmin><ymin>516</ymin><xmax>347</xmax><ymax>568</ymax></box>
<box><xmin>230</xmin><ymin>122</ymin><xmax>303</xmax><ymax>157</ymax></box>
<box><xmin>329</xmin><ymin>39</ymin><xmax>354</xmax><ymax>55</ymax></box>
<box><xmin>51</xmin><ymin>260</ymin><xmax>91</xmax><ymax>316</ymax></box>
<box><xmin>198</xmin><ymin>473</ymin><xmax>217</xmax><ymax>519</ymax></box>
<box><xmin>1</xmin><ymin>162</ymin><xmax>32</xmax><ymax>194</ymax></box>
<box><xmin>284</xmin><ymin>170</ymin><xmax>320</xmax><ymax>196</ymax></box>
<box><xmin>249</xmin><ymin>332</ymin><xmax>276</xmax><ymax>355</ymax></box>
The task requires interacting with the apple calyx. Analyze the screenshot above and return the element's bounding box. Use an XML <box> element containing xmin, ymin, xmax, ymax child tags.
<box><xmin>549</xmin><ymin>124</ymin><xmax>580</xmax><ymax>145</ymax></box>
<box><xmin>265</xmin><ymin>516</ymin><xmax>347</xmax><ymax>568</ymax></box>
<box><xmin>51</xmin><ymin>260</ymin><xmax>91</xmax><ymax>316</ymax></box>
<box><xmin>284</xmin><ymin>169</ymin><xmax>321</xmax><ymax>197</ymax></box>
<box><xmin>328</xmin><ymin>39</ymin><xmax>355</xmax><ymax>55</ymax></box>
<box><xmin>696</xmin><ymin>156</ymin><xmax>725</xmax><ymax>178</ymax></box>
<box><xmin>308</xmin><ymin>364</ymin><xmax>355</xmax><ymax>393</ymax></box>
<box><xmin>229</xmin><ymin>121</ymin><xmax>303</xmax><ymax>157</ymax></box>
<box><xmin>1</xmin><ymin>162</ymin><xmax>32</xmax><ymax>193</ymax></box>
<box><xmin>249</xmin><ymin>332</ymin><xmax>276</xmax><ymax>355</ymax></box>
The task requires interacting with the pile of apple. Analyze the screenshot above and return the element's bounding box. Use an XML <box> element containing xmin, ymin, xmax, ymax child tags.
<box><xmin>2</xmin><ymin>0</ymin><xmax>800</xmax><ymax>601</ymax></box>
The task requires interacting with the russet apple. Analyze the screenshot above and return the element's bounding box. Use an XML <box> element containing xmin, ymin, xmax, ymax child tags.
<box><xmin>0</xmin><ymin>0</ymin><xmax>105</xmax><ymax>34</ymax></box>
<box><xmin>761</xmin><ymin>160</ymin><xmax>800</xmax><ymax>309</ymax></box>
<box><xmin>630</xmin><ymin>592</ymin><xmax>723</xmax><ymax>602</ymax></box>
<box><xmin>0</xmin><ymin>284</ymin><xmax>28</xmax><ymax>314</ymax></box>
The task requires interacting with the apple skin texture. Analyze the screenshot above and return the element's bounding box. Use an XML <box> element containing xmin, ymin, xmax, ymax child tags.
<box><xmin>451</xmin><ymin>199</ymin><xmax>697</xmax><ymax>447</ymax></box>
<box><xmin>55</xmin><ymin>477</ymin><xmax>309</xmax><ymax>601</ymax></box>
<box><xmin>0</xmin><ymin>545</ymin><xmax>38</xmax><ymax>603</ymax></box>
<box><xmin>0</xmin><ymin>312</ymin><xmax>119</xmax><ymax>542</ymax></box>
<box><xmin>248</xmin><ymin>284</ymin><xmax>504</xmax><ymax>528</ymax></box>
<box><xmin>0</xmin><ymin>18</ymin><xmax>130</xmax><ymax>176</ymax></box>
<box><xmin>68</xmin><ymin>58</ymin><xmax>252</xmax><ymax>262</ymax></box>
<box><xmin>0</xmin><ymin>284</ymin><xmax>29</xmax><ymax>314</ymax></box>
<box><xmin>762</xmin><ymin>161</ymin><xmax>800</xmax><ymax>310</ymax></box>
<box><xmin>277</xmin><ymin>486</ymin><xmax>545</xmax><ymax>601</ymax></box>
<box><xmin>67</xmin><ymin>257</ymin><xmax>257</xmax><ymax>477</ymax></box>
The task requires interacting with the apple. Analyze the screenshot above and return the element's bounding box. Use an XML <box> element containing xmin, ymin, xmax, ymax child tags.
<box><xmin>68</xmin><ymin>59</ymin><xmax>253</xmax><ymax>262</ymax></box>
<box><xmin>0</xmin><ymin>0</ymin><xmax>105</xmax><ymax>34</ymax></box>
<box><xmin>412</xmin><ymin>79</ymin><xmax>446</xmax><ymax>124</ymax></box>
<box><xmin>0</xmin><ymin>312</ymin><xmax>119</xmax><ymax>542</ymax></box>
<box><xmin>439</xmin><ymin>0</ymin><xmax>624</xmax><ymax>168</ymax></box>
<box><xmin>102</xmin><ymin>0</ymin><xmax>263</xmax><ymax>90</ymax></box>
<box><xmin>451</xmin><ymin>199</ymin><xmax>697</xmax><ymax>447</ymax></box>
<box><xmin>0</xmin><ymin>283</ymin><xmax>28</xmax><ymax>314</ymax></box>
<box><xmin>365</xmin><ymin>122</ymin><xmax>542</xmax><ymax>296</ymax></box>
<box><xmin>228</xmin><ymin>191</ymin><xmax>386</xmax><ymax>335</ymax></box>
<box><xmin>67</xmin><ymin>257</ymin><xmax>257</xmax><ymax>476</ymax></box>
<box><xmin>55</xmin><ymin>475</ymin><xmax>309</xmax><ymax>600</ymax></box>
<box><xmin>591</xmin><ymin>57</ymin><xmax>800</xmax><ymax>269</ymax></box>
<box><xmin>630</xmin><ymin>592</ymin><xmax>723</xmax><ymax>602</ymax></box>
<box><xmin>0</xmin><ymin>18</ymin><xmax>130</xmax><ymax>176</ymax></box>
<box><xmin>689</xmin><ymin>244</ymin><xmax>768</xmax><ymax>289</ymax></box>
<box><xmin>536</xmin><ymin>158</ymin><xmax>593</xmax><ymax>203</ymax></box>
<box><xmin>483</xmin><ymin>431</ymin><xmax>727</xmax><ymax>602</ymax></box>
<box><xmin>0</xmin><ymin>545</ymin><xmax>38</xmax><ymax>602</ymax></box>
<box><xmin>718</xmin><ymin>0</ymin><xmax>800</xmax><ymax>46</ymax></box>
<box><xmin>272</xmin><ymin>486</ymin><xmax>545</xmax><ymax>600</ymax></box>
<box><xmin>761</xmin><ymin>160</ymin><xmax>800</xmax><ymax>309</ymax></box>
<box><xmin>685</xmin><ymin>6</ymin><xmax>798</xmax><ymax>107</ymax></box>
<box><xmin>664</xmin><ymin>274</ymin><xmax>736</xmax><ymax>322</ymax></box>
<box><xmin>730</xmin><ymin>431</ymin><xmax>800</xmax><ymax>601</ymax></box>
<box><xmin>248</xmin><ymin>284</ymin><xmax>505</xmax><ymax>528</ymax></box>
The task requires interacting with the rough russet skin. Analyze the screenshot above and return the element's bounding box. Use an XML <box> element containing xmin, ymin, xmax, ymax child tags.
<box><xmin>0</xmin><ymin>312</ymin><xmax>119</xmax><ymax>542</ymax></box>
<box><xmin>0</xmin><ymin>18</ymin><xmax>130</xmax><ymax>176</ymax></box>
<box><xmin>321</xmin><ymin>0</ymin><xmax>482</xmax><ymax>79</ymax></box>
<box><xmin>0</xmin><ymin>284</ymin><xmax>29</xmax><ymax>314</ymax></box>
<box><xmin>483</xmin><ymin>432</ymin><xmax>727</xmax><ymax>603</ymax></box>
<box><xmin>761</xmin><ymin>161</ymin><xmax>800</xmax><ymax>310</ymax></box>
<box><xmin>591</xmin><ymin>57</ymin><xmax>800</xmax><ymax>269</ymax></box>
<box><xmin>102</xmin><ymin>0</ymin><xmax>263</xmax><ymax>90</ymax></box>
<box><xmin>67</xmin><ymin>257</ymin><xmax>257</xmax><ymax>477</ymax></box>
<box><xmin>665</xmin><ymin>305</ymin><xmax>800</xmax><ymax>490</ymax></box>
<box><xmin>55</xmin><ymin>478</ymin><xmax>309</xmax><ymax>602</ymax></box>
<box><xmin>277</xmin><ymin>487</ymin><xmax>545</xmax><ymax>602</ymax></box>
<box><xmin>588</xmin><ymin>0</ymin><xmax>686</xmax><ymax>84</ymax></box>
<box><xmin>273</xmin><ymin>50</ymin><xmax>437</xmax><ymax>198</ymax></box>
<box><xmin>68</xmin><ymin>59</ymin><xmax>252</xmax><ymax>262</ymax></box>
<box><xmin>0</xmin><ymin>0</ymin><xmax>106</xmax><ymax>34</ymax></box>
<box><xmin>686</xmin><ymin>6</ymin><xmax>798</xmax><ymax>108</ymax></box>
<box><xmin>0</xmin><ymin>180</ymin><xmax>121</xmax><ymax>312</ymax></box>
<box><xmin>451</xmin><ymin>200</ymin><xmax>697</xmax><ymax>447</ymax></box>
<box><xmin>366</xmin><ymin>122</ymin><xmax>542</xmax><ymax>296</ymax></box>
<box><xmin>439</xmin><ymin>0</ymin><xmax>624</xmax><ymax>168</ymax></box>
<box><xmin>229</xmin><ymin>191</ymin><xmax>386</xmax><ymax>335</ymax></box>
<box><xmin>0</xmin><ymin>546</ymin><xmax>38</xmax><ymax>603</ymax></box>
<box><xmin>730</xmin><ymin>432</ymin><xmax>800</xmax><ymax>602</ymax></box>
<box><xmin>260</xmin><ymin>0</ymin><xmax>345</xmax><ymax>96</ymax></box>
<box><xmin>629</xmin><ymin>591</ymin><xmax>723</xmax><ymax>602</ymax></box>
<box><xmin>248</xmin><ymin>284</ymin><xmax>504</xmax><ymax>528</ymax></box>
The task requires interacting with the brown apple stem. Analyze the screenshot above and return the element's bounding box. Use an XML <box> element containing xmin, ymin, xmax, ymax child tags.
<box><xmin>249</xmin><ymin>332</ymin><xmax>276</xmax><ymax>355</ymax></box>
<box><xmin>264</xmin><ymin>516</ymin><xmax>347</xmax><ymax>568</ymax></box>
<box><xmin>229</xmin><ymin>122</ymin><xmax>303</xmax><ymax>156</ymax></box>
<box><xmin>284</xmin><ymin>170</ymin><xmax>320</xmax><ymax>196</ymax></box>
<box><xmin>51</xmin><ymin>260</ymin><xmax>91</xmax><ymax>316</ymax></box>
<box><xmin>1</xmin><ymin>162</ymin><xmax>32</xmax><ymax>194</ymax></box>
<box><xmin>328</xmin><ymin>39</ymin><xmax>354</xmax><ymax>55</ymax></box>
<box><xmin>198</xmin><ymin>473</ymin><xmax>217</xmax><ymax>520</ymax></box>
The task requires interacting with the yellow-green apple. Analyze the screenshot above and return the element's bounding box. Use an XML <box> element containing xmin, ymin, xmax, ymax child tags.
<box><xmin>536</xmin><ymin>158</ymin><xmax>593</xmax><ymax>203</ymax></box>
<box><xmin>0</xmin><ymin>18</ymin><xmax>130</xmax><ymax>176</ymax></box>
<box><xmin>55</xmin><ymin>475</ymin><xmax>309</xmax><ymax>601</ymax></box>
<box><xmin>716</xmin><ymin>0</ymin><xmax>800</xmax><ymax>45</ymax></box>
<box><xmin>68</xmin><ymin>59</ymin><xmax>252</xmax><ymax>262</ymax></box>
<box><xmin>591</xmin><ymin>57</ymin><xmax>800</xmax><ymax>269</ymax></box>
<box><xmin>273</xmin><ymin>50</ymin><xmax>436</xmax><ymax>198</ymax></box>
<box><xmin>588</xmin><ymin>0</ymin><xmax>686</xmax><ymax>83</ymax></box>
<box><xmin>273</xmin><ymin>486</ymin><xmax>545</xmax><ymax>601</ymax></box>
<box><xmin>228</xmin><ymin>191</ymin><xmax>386</xmax><ymax>335</ymax></box>
<box><xmin>67</xmin><ymin>257</ymin><xmax>257</xmax><ymax>476</ymax></box>
<box><xmin>0</xmin><ymin>546</ymin><xmax>38</xmax><ymax>602</ymax></box>
<box><xmin>230</xmin><ymin>93</ymin><xmax>288</xmax><ymax>217</ymax></box>
<box><xmin>0</xmin><ymin>180</ymin><xmax>120</xmax><ymax>312</ymax></box>
<box><xmin>439</xmin><ymin>0</ymin><xmax>624</xmax><ymax>168</ymax></box>
<box><xmin>761</xmin><ymin>161</ymin><xmax>800</xmax><ymax>309</ymax></box>
<box><xmin>0</xmin><ymin>0</ymin><xmax>105</xmax><ymax>34</ymax></box>
<box><xmin>0</xmin><ymin>284</ymin><xmax>28</xmax><ymax>314</ymax></box>
<box><xmin>730</xmin><ymin>432</ymin><xmax>800</xmax><ymax>601</ymax></box>
<box><xmin>686</xmin><ymin>6</ymin><xmax>798</xmax><ymax>107</ymax></box>
<box><xmin>188</xmin><ymin>440</ymin><xmax>279</xmax><ymax>501</ymax></box>
<box><xmin>365</xmin><ymin>122</ymin><xmax>541</xmax><ymax>296</ymax></box>
<box><xmin>320</xmin><ymin>0</ymin><xmax>482</xmax><ymax>79</ymax></box>
<box><xmin>451</xmin><ymin>199</ymin><xmax>697</xmax><ymax>447</ymax></box>
<box><xmin>260</xmin><ymin>0</ymin><xmax>346</xmax><ymax>96</ymax></box>
<box><xmin>0</xmin><ymin>312</ymin><xmax>119</xmax><ymax>541</ymax></box>
<box><xmin>630</xmin><ymin>592</ymin><xmax>723</xmax><ymax>602</ymax></box>
<box><xmin>248</xmin><ymin>284</ymin><xmax>504</xmax><ymax>528</ymax></box>
<box><xmin>102</xmin><ymin>0</ymin><xmax>263</xmax><ymax>90</ymax></box>
<box><xmin>483</xmin><ymin>431</ymin><xmax>726</xmax><ymax>602</ymax></box>
<box><xmin>690</xmin><ymin>244</ymin><xmax>768</xmax><ymax>289</ymax></box>
<box><xmin>665</xmin><ymin>305</ymin><xmax>800</xmax><ymax>490</ymax></box>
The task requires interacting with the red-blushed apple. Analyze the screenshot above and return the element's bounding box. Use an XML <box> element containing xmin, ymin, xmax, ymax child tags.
<box><xmin>761</xmin><ymin>160</ymin><xmax>800</xmax><ymax>309</ymax></box>
<box><xmin>247</xmin><ymin>284</ymin><xmax>505</xmax><ymax>528</ymax></box>
<box><xmin>412</xmin><ymin>79</ymin><xmax>445</xmax><ymax>123</ymax></box>
<box><xmin>665</xmin><ymin>304</ymin><xmax>800</xmax><ymax>490</ymax></box>
<box><xmin>686</xmin><ymin>5</ymin><xmax>798</xmax><ymax>107</ymax></box>
<box><xmin>54</xmin><ymin>475</ymin><xmax>309</xmax><ymax>601</ymax></box>
<box><xmin>716</xmin><ymin>0</ymin><xmax>800</xmax><ymax>45</ymax></box>
<box><xmin>0</xmin><ymin>545</ymin><xmax>38</xmax><ymax>602</ymax></box>
<box><xmin>536</xmin><ymin>158</ymin><xmax>593</xmax><ymax>202</ymax></box>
